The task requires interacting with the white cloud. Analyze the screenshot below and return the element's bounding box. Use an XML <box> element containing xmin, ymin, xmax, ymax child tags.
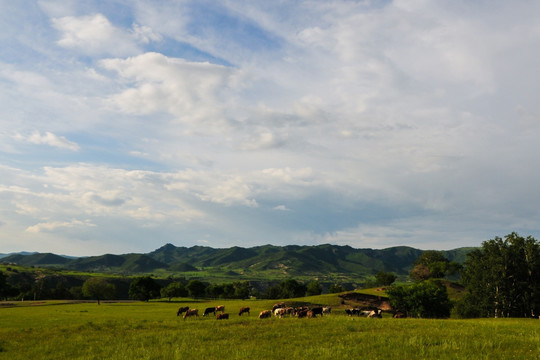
<box><xmin>100</xmin><ymin>52</ymin><xmax>241</xmax><ymax>128</ymax></box>
<box><xmin>26</xmin><ymin>219</ymin><xmax>95</xmax><ymax>233</ymax></box>
<box><xmin>52</xmin><ymin>13</ymin><xmax>160</xmax><ymax>56</ymax></box>
<box><xmin>20</xmin><ymin>131</ymin><xmax>80</xmax><ymax>151</ymax></box>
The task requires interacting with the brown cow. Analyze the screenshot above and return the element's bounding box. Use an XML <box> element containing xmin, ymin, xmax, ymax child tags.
<box><xmin>177</xmin><ymin>306</ymin><xmax>189</xmax><ymax>316</ymax></box>
<box><xmin>217</xmin><ymin>313</ymin><xmax>229</xmax><ymax>320</ymax></box>
<box><xmin>258</xmin><ymin>310</ymin><xmax>272</xmax><ymax>319</ymax></box>
<box><xmin>215</xmin><ymin>305</ymin><xmax>225</xmax><ymax>313</ymax></box>
<box><xmin>272</xmin><ymin>302</ymin><xmax>286</xmax><ymax>311</ymax></box>
<box><xmin>183</xmin><ymin>309</ymin><xmax>199</xmax><ymax>320</ymax></box>
<box><xmin>296</xmin><ymin>309</ymin><xmax>309</xmax><ymax>318</ymax></box>
<box><xmin>239</xmin><ymin>307</ymin><xmax>250</xmax><ymax>316</ymax></box>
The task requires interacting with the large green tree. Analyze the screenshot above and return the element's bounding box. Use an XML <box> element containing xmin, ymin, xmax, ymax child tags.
<box><xmin>160</xmin><ymin>282</ymin><xmax>187</xmax><ymax>301</ymax></box>
<box><xmin>186</xmin><ymin>280</ymin><xmax>206</xmax><ymax>298</ymax></box>
<box><xmin>459</xmin><ymin>232</ymin><xmax>540</xmax><ymax>318</ymax></box>
<box><xmin>82</xmin><ymin>278</ymin><xmax>116</xmax><ymax>305</ymax></box>
<box><xmin>128</xmin><ymin>276</ymin><xmax>161</xmax><ymax>301</ymax></box>
<box><xmin>387</xmin><ymin>279</ymin><xmax>453</xmax><ymax>318</ymax></box>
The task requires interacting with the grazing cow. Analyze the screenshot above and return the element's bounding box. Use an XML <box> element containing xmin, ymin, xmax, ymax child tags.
<box><xmin>322</xmin><ymin>307</ymin><xmax>331</xmax><ymax>315</ymax></box>
<box><xmin>183</xmin><ymin>309</ymin><xmax>199</xmax><ymax>320</ymax></box>
<box><xmin>294</xmin><ymin>306</ymin><xmax>308</xmax><ymax>316</ymax></box>
<box><xmin>215</xmin><ymin>305</ymin><xmax>225</xmax><ymax>313</ymax></box>
<box><xmin>360</xmin><ymin>310</ymin><xmax>372</xmax><ymax>317</ymax></box>
<box><xmin>296</xmin><ymin>309</ymin><xmax>309</xmax><ymax>318</ymax></box>
<box><xmin>177</xmin><ymin>306</ymin><xmax>189</xmax><ymax>316</ymax></box>
<box><xmin>393</xmin><ymin>312</ymin><xmax>406</xmax><ymax>318</ymax></box>
<box><xmin>272</xmin><ymin>302</ymin><xmax>286</xmax><ymax>312</ymax></box>
<box><xmin>217</xmin><ymin>313</ymin><xmax>229</xmax><ymax>320</ymax></box>
<box><xmin>284</xmin><ymin>307</ymin><xmax>295</xmax><ymax>316</ymax></box>
<box><xmin>258</xmin><ymin>310</ymin><xmax>272</xmax><ymax>319</ymax></box>
<box><xmin>346</xmin><ymin>308</ymin><xmax>361</xmax><ymax>316</ymax></box>
<box><xmin>310</xmin><ymin>307</ymin><xmax>323</xmax><ymax>317</ymax></box>
<box><xmin>275</xmin><ymin>308</ymin><xmax>292</xmax><ymax>318</ymax></box>
<box><xmin>239</xmin><ymin>307</ymin><xmax>250</xmax><ymax>316</ymax></box>
<box><xmin>368</xmin><ymin>309</ymin><xmax>382</xmax><ymax>318</ymax></box>
<box><xmin>203</xmin><ymin>307</ymin><xmax>216</xmax><ymax>316</ymax></box>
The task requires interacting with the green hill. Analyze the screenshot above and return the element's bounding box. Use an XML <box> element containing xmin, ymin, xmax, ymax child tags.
<box><xmin>2</xmin><ymin>243</ymin><xmax>475</xmax><ymax>279</ymax></box>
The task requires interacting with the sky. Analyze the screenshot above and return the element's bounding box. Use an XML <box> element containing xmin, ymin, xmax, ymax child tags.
<box><xmin>1</xmin><ymin>0</ymin><xmax>540</xmax><ymax>256</ymax></box>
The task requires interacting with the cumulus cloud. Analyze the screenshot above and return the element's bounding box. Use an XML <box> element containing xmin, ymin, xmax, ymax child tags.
<box><xmin>19</xmin><ymin>131</ymin><xmax>80</xmax><ymax>151</ymax></box>
<box><xmin>52</xmin><ymin>13</ymin><xmax>160</xmax><ymax>56</ymax></box>
<box><xmin>100</xmin><ymin>52</ymin><xmax>241</xmax><ymax>128</ymax></box>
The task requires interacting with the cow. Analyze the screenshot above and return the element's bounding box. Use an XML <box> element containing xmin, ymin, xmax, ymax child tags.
<box><xmin>393</xmin><ymin>312</ymin><xmax>406</xmax><ymax>318</ymax></box>
<box><xmin>203</xmin><ymin>307</ymin><xmax>216</xmax><ymax>316</ymax></box>
<box><xmin>322</xmin><ymin>307</ymin><xmax>332</xmax><ymax>315</ymax></box>
<box><xmin>275</xmin><ymin>307</ymin><xmax>292</xmax><ymax>318</ymax></box>
<box><xmin>310</xmin><ymin>307</ymin><xmax>323</xmax><ymax>317</ymax></box>
<box><xmin>272</xmin><ymin>302</ymin><xmax>286</xmax><ymax>311</ymax></box>
<box><xmin>176</xmin><ymin>306</ymin><xmax>189</xmax><ymax>316</ymax></box>
<box><xmin>239</xmin><ymin>307</ymin><xmax>250</xmax><ymax>316</ymax></box>
<box><xmin>215</xmin><ymin>305</ymin><xmax>225</xmax><ymax>313</ymax></box>
<box><xmin>183</xmin><ymin>309</ymin><xmax>199</xmax><ymax>320</ymax></box>
<box><xmin>258</xmin><ymin>310</ymin><xmax>272</xmax><ymax>319</ymax></box>
<box><xmin>346</xmin><ymin>308</ymin><xmax>361</xmax><ymax>316</ymax></box>
<box><xmin>368</xmin><ymin>309</ymin><xmax>382</xmax><ymax>318</ymax></box>
<box><xmin>217</xmin><ymin>313</ymin><xmax>229</xmax><ymax>320</ymax></box>
<box><xmin>360</xmin><ymin>310</ymin><xmax>372</xmax><ymax>317</ymax></box>
<box><xmin>294</xmin><ymin>306</ymin><xmax>308</xmax><ymax>315</ymax></box>
<box><xmin>296</xmin><ymin>309</ymin><xmax>309</xmax><ymax>318</ymax></box>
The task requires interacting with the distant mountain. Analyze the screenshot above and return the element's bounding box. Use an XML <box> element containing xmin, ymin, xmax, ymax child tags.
<box><xmin>1</xmin><ymin>253</ymin><xmax>71</xmax><ymax>266</ymax></box>
<box><xmin>1</xmin><ymin>243</ymin><xmax>475</xmax><ymax>278</ymax></box>
<box><xmin>0</xmin><ymin>251</ymin><xmax>37</xmax><ymax>259</ymax></box>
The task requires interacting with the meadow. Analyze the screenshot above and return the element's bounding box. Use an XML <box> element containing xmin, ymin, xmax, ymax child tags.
<box><xmin>1</xmin><ymin>296</ymin><xmax>539</xmax><ymax>360</ymax></box>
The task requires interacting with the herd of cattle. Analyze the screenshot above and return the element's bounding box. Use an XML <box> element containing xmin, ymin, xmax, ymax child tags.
<box><xmin>177</xmin><ymin>302</ymin><xmax>392</xmax><ymax>320</ymax></box>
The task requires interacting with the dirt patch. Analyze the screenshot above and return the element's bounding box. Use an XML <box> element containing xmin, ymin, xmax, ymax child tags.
<box><xmin>339</xmin><ymin>292</ymin><xmax>392</xmax><ymax>311</ymax></box>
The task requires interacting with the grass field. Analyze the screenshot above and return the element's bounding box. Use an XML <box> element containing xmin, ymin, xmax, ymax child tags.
<box><xmin>1</xmin><ymin>297</ymin><xmax>539</xmax><ymax>360</ymax></box>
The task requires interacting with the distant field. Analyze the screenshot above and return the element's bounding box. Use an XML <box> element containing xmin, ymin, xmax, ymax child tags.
<box><xmin>1</xmin><ymin>297</ymin><xmax>539</xmax><ymax>360</ymax></box>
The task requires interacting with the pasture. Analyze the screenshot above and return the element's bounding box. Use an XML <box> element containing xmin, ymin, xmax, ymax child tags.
<box><xmin>0</xmin><ymin>298</ymin><xmax>539</xmax><ymax>360</ymax></box>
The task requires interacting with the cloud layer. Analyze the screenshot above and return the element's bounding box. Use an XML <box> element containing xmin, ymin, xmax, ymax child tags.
<box><xmin>1</xmin><ymin>0</ymin><xmax>540</xmax><ymax>255</ymax></box>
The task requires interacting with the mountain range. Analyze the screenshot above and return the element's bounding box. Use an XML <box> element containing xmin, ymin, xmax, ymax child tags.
<box><xmin>0</xmin><ymin>244</ymin><xmax>474</xmax><ymax>279</ymax></box>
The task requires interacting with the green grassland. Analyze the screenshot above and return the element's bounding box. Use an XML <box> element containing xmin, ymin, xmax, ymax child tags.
<box><xmin>1</xmin><ymin>295</ymin><xmax>539</xmax><ymax>360</ymax></box>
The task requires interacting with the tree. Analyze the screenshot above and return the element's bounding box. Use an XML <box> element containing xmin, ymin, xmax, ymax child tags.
<box><xmin>129</xmin><ymin>276</ymin><xmax>161</xmax><ymax>301</ymax></box>
<box><xmin>233</xmin><ymin>281</ymin><xmax>251</xmax><ymax>299</ymax></box>
<box><xmin>328</xmin><ymin>283</ymin><xmax>344</xmax><ymax>294</ymax></box>
<box><xmin>279</xmin><ymin>279</ymin><xmax>306</xmax><ymax>299</ymax></box>
<box><xmin>0</xmin><ymin>271</ymin><xmax>14</xmax><ymax>300</ymax></box>
<box><xmin>186</xmin><ymin>280</ymin><xmax>206</xmax><ymax>298</ymax></box>
<box><xmin>160</xmin><ymin>282</ymin><xmax>187</xmax><ymax>301</ymax></box>
<box><xmin>387</xmin><ymin>279</ymin><xmax>453</xmax><ymax>318</ymax></box>
<box><xmin>375</xmin><ymin>271</ymin><xmax>397</xmax><ymax>286</ymax></box>
<box><xmin>410</xmin><ymin>251</ymin><xmax>450</xmax><ymax>280</ymax></box>
<box><xmin>82</xmin><ymin>278</ymin><xmax>116</xmax><ymax>305</ymax></box>
<box><xmin>306</xmin><ymin>281</ymin><xmax>322</xmax><ymax>296</ymax></box>
<box><xmin>459</xmin><ymin>233</ymin><xmax>540</xmax><ymax>318</ymax></box>
<box><xmin>409</xmin><ymin>264</ymin><xmax>432</xmax><ymax>281</ymax></box>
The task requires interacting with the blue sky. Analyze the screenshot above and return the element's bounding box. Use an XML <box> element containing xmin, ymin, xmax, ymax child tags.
<box><xmin>1</xmin><ymin>0</ymin><xmax>540</xmax><ymax>256</ymax></box>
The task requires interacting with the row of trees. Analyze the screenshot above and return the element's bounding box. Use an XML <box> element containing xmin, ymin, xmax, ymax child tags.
<box><xmin>386</xmin><ymin>232</ymin><xmax>540</xmax><ymax>319</ymax></box>
<box><xmin>457</xmin><ymin>232</ymin><xmax>540</xmax><ymax>318</ymax></box>
<box><xmin>79</xmin><ymin>277</ymin><xmax>350</xmax><ymax>303</ymax></box>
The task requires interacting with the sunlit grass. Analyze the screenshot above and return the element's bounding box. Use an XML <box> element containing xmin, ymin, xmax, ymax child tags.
<box><xmin>1</xmin><ymin>299</ymin><xmax>539</xmax><ymax>360</ymax></box>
